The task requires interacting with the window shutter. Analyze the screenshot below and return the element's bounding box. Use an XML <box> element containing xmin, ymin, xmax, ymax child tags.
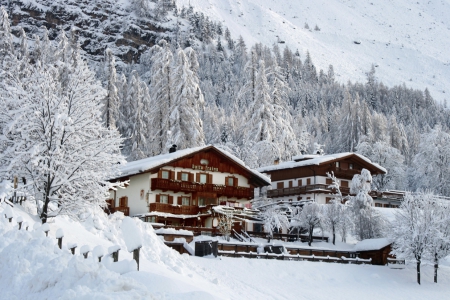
<box><xmin>208</xmin><ymin>174</ymin><xmax>213</xmax><ymax>184</ymax></box>
<box><xmin>196</xmin><ymin>173</ymin><xmax>200</xmax><ymax>182</ymax></box>
<box><xmin>225</xmin><ymin>176</ymin><xmax>229</xmax><ymax>185</ymax></box>
<box><xmin>307</xmin><ymin>178</ymin><xmax>311</xmax><ymax>185</ymax></box>
<box><xmin>298</xmin><ymin>179</ymin><xmax>302</xmax><ymax>186</ymax></box>
<box><xmin>158</xmin><ymin>170</ymin><xmax>162</xmax><ymax>178</ymax></box>
<box><xmin>156</xmin><ymin>195</ymin><xmax>160</xmax><ymax>203</ymax></box>
<box><xmin>169</xmin><ymin>195</ymin><xmax>174</xmax><ymax>204</ymax></box>
<box><xmin>178</xmin><ymin>196</ymin><xmax>182</xmax><ymax>205</ymax></box>
<box><xmin>177</xmin><ymin>172</ymin><xmax>181</xmax><ymax>180</ymax></box>
<box><xmin>189</xmin><ymin>172</ymin><xmax>194</xmax><ymax>182</ymax></box>
<box><xmin>170</xmin><ymin>171</ymin><xmax>175</xmax><ymax>180</ymax></box>
<box><xmin>326</xmin><ymin>178</ymin><xmax>332</xmax><ymax>184</ymax></box>
<box><xmin>234</xmin><ymin>177</ymin><xmax>238</xmax><ymax>187</ymax></box>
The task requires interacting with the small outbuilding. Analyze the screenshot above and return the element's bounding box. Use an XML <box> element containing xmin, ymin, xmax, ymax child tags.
<box><xmin>354</xmin><ymin>238</ymin><xmax>393</xmax><ymax>265</ymax></box>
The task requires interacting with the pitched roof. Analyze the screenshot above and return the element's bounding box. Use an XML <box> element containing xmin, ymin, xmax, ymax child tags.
<box><xmin>257</xmin><ymin>152</ymin><xmax>387</xmax><ymax>174</ymax></box>
<box><xmin>113</xmin><ymin>145</ymin><xmax>271</xmax><ymax>186</ymax></box>
<box><xmin>354</xmin><ymin>238</ymin><xmax>392</xmax><ymax>251</ymax></box>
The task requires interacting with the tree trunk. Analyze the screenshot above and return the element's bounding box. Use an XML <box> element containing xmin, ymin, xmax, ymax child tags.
<box><xmin>332</xmin><ymin>224</ymin><xmax>336</xmax><ymax>245</ymax></box>
<box><xmin>417</xmin><ymin>258</ymin><xmax>421</xmax><ymax>285</ymax></box>
<box><xmin>434</xmin><ymin>253</ymin><xmax>438</xmax><ymax>283</ymax></box>
<box><xmin>308</xmin><ymin>225</ymin><xmax>313</xmax><ymax>246</ymax></box>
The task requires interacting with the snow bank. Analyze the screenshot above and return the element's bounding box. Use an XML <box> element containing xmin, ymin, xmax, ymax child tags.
<box><xmin>121</xmin><ymin>217</ymin><xmax>143</xmax><ymax>252</ymax></box>
<box><xmin>0</xmin><ymin>217</ymin><xmax>151</xmax><ymax>299</ymax></box>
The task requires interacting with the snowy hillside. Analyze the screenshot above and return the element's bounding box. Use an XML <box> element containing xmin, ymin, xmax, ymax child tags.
<box><xmin>177</xmin><ymin>0</ymin><xmax>450</xmax><ymax>102</ymax></box>
<box><xmin>2</xmin><ymin>202</ymin><xmax>450</xmax><ymax>299</ymax></box>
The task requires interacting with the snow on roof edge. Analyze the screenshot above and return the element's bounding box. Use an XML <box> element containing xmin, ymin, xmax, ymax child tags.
<box><xmin>257</xmin><ymin>152</ymin><xmax>387</xmax><ymax>174</ymax></box>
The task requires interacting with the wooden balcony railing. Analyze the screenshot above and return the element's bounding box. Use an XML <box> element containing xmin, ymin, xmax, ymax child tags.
<box><xmin>151</xmin><ymin>178</ymin><xmax>253</xmax><ymax>199</ymax></box>
<box><xmin>267</xmin><ymin>184</ymin><xmax>351</xmax><ymax>198</ymax></box>
<box><xmin>149</xmin><ymin>202</ymin><xmax>200</xmax><ymax>215</ymax></box>
<box><xmin>107</xmin><ymin>206</ymin><xmax>130</xmax><ymax>216</ymax></box>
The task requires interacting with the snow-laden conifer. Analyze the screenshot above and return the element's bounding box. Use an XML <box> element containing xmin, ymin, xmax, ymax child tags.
<box><xmin>168</xmin><ymin>47</ymin><xmax>205</xmax><ymax>150</ymax></box>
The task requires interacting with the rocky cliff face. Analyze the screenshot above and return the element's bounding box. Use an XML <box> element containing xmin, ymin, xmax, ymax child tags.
<box><xmin>2</xmin><ymin>0</ymin><xmax>174</xmax><ymax>65</ymax></box>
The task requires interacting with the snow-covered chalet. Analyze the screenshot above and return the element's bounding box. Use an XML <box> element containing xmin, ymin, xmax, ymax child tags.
<box><xmin>257</xmin><ymin>152</ymin><xmax>398</xmax><ymax>206</ymax></box>
<box><xmin>107</xmin><ymin>145</ymin><xmax>270</xmax><ymax>230</ymax></box>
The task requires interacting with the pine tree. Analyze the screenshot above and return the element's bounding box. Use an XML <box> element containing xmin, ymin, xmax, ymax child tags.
<box><xmin>103</xmin><ymin>48</ymin><xmax>120</xmax><ymax>129</ymax></box>
<box><xmin>148</xmin><ymin>40</ymin><xmax>173</xmax><ymax>155</ymax></box>
<box><xmin>169</xmin><ymin>48</ymin><xmax>205</xmax><ymax>149</ymax></box>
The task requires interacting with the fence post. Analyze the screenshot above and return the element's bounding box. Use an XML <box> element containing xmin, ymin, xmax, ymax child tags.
<box><xmin>108</xmin><ymin>245</ymin><xmax>121</xmax><ymax>262</ymax></box>
<box><xmin>80</xmin><ymin>245</ymin><xmax>90</xmax><ymax>259</ymax></box>
<box><xmin>56</xmin><ymin>228</ymin><xmax>64</xmax><ymax>249</ymax></box>
<box><xmin>68</xmin><ymin>243</ymin><xmax>77</xmax><ymax>255</ymax></box>
<box><xmin>133</xmin><ymin>247</ymin><xmax>141</xmax><ymax>271</ymax></box>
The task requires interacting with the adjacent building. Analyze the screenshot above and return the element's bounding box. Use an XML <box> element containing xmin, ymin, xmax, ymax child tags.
<box><xmin>107</xmin><ymin>145</ymin><xmax>270</xmax><ymax>230</ymax></box>
<box><xmin>257</xmin><ymin>152</ymin><xmax>389</xmax><ymax>205</ymax></box>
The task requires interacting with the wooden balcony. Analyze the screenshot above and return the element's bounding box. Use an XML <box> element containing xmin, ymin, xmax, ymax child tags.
<box><xmin>106</xmin><ymin>206</ymin><xmax>130</xmax><ymax>216</ymax></box>
<box><xmin>267</xmin><ymin>184</ymin><xmax>351</xmax><ymax>198</ymax></box>
<box><xmin>151</xmin><ymin>178</ymin><xmax>253</xmax><ymax>199</ymax></box>
<box><xmin>149</xmin><ymin>202</ymin><xmax>200</xmax><ymax>215</ymax></box>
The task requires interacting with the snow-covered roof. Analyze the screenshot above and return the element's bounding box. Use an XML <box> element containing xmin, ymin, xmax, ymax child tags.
<box><xmin>257</xmin><ymin>152</ymin><xmax>387</xmax><ymax>174</ymax></box>
<box><xmin>114</xmin><ymin>145</ymin><xmax>270</xmax><ymax>185</ymax></box>
<box><xmin>354</xmin><ymin>238</ymin><xmax>391</xmax><ymax>251</ymax></box>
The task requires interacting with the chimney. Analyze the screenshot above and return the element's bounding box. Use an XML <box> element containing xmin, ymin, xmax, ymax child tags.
<box><xmin>274</xmin><ymin>158</ymin><xmax>280</xmax><ymax>165</ymax></box>
<box><xmin>169</xmin><ymin>144</ymin><xmax>177</xmax><ymax>153</ymax></box>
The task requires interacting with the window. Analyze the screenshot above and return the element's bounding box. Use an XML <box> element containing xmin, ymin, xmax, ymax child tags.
<box><xmin>326</xmin><ymin>197</ymin><xmax>332</xmax><ymax>204</ymax></box>
<box><xmin>146</xmin><ymin>216</ymin><xmax>157</xmax><ymax>223</ymax></box>
<box><xmin>160</xmin><ymin>195</ymin><xmax>168</xmax><ymax>204</ymax></box>
<box><xmin>375</xmin><ymin>203</ymin><xmax>382</xmax><ymax>207</ymax></box>
<box><xmin>335</xmin><ymin>162</ymin><xmax>340</xmax><ymax>168</ymax></box>
<box><xmin>289</xmin><ymin>181</ymin><xmax>293</xmax><ymax>188</ymax></box>
<box><xmin>198</xmin><ymin>197</ymin><xmax>205</xmax><ymax>206</ymax></box>
<box><xmin>200</xmin><ymin>174</ymin><xmax>207</xmax><ymax>183</ymax></box>
<box><xmin>341</xmin><ymin>180</ymin><xmax>349</xmax><ymax>188</ymax></box>
<box><xmin>181</xmin><ymin>173</ymin><xmax>189</xmax><ymax>181</ymax></box>
<box><xmin>306</xmin><ymin>178</ymin><xmax>311</xmax><ymax>185</ymax></box>
<box><xmin>161</xmin><ymin>170</ymin><xmax>169</xmax><ymax>179</ymax></box>
<box><xmin>326</xmin><ymin>178</ymin><xmax>332</xmax><ymax>185</ymax></box>
<box><xmin>182</xmin><ymin>197</ymin><xmax>190</xmax><ymax>206</ymax></box>
<box><xmin>277</xmin><ymin>182</ymin><xmax>284</xmax><ymax>189</ymax></box>
<box><xmin>349</xmin><ymin>163</ymin><xmax>353</xmax><ymax>169</ymax></box>
<box><xmin>298</xmin><ymin>179</ymin><xmax>302</xmax><ymax>186</ymax></box>
<box><xmin>227</xmin><ymin>177</ymin><xmax>234</xmax><ymax>186</ymax></box>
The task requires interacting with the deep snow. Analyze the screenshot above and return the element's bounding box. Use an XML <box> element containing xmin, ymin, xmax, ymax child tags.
<box><xmin>1</xmin><ymin>202</ymin><xmax>450</xmax><ymax>299</ymax></box>
<box><xmin>177</xmin><ymin>0</ymin><xmax>450</xmax><ymax>103</ymax></box>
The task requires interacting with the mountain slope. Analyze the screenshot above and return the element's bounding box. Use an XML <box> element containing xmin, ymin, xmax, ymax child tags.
<box><xmin>178</xmin><ymin>0</ymin><xmax>450</xmax><ymax>102</ymax></box>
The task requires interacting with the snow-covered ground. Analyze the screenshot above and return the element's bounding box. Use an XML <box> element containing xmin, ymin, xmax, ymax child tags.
<box><xmin>1</xmin><ymin>202</ymin><xmax>450</xmax><ymax>299</ymax></box>
<box><xmin>177</xmin><ymin>0</ymin><xmax>450</xmax><ymax>103</ymax></box>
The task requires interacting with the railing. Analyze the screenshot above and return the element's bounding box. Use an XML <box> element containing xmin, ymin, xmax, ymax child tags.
<box><xmin>149</xmin><ymin>202</ymin><xmax>200</xmax><ymax>215</ymax></box>
<box><xmin>151</xmin><ymin>178</ymin><xmax>253</xmax><ymax>199</ymax></box>
<box><xmin>111</xmin><ymin>206</ymin><xmax>129</xmax><ymax>216</ymax></box>
<box><xmin>267</xmin><ymin>184</ymin><xmax>350</xmax><ymax>198</ymax></box>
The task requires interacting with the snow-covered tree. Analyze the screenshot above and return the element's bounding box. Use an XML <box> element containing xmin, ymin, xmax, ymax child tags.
<box><xmin>426</xmin><ymin>201</ymin><xmax>450</xmax><ymax>283</ymax></box>
<box><xmin>348</xmin><ymin>169</ymin><xmax>384</xmax><ymax>240</ymax></box>
<box><xmin>411</xmin><ymin>124</ymin><xmax>450</xmax><ymax>196</ymax></box>
<box><xmin>356</xmin><ymin>140</ymin><xmax>406</xmax><ymax>191</ymax></box>
<box><xmin>323</xmin><ymin>172</ymin><xmax>345</xmax><ymax>245</ymax></box>
<box><xmin>260</xmin><ymin>205</ymin><xmax>290</xmax><ymax>242</ymax></box>
<box><xmin>169</xmin><ymin>47</ymin><xmax>205</xmax><ymax>150</ymax></box>
<box><xmin>0</xmin><ymin>55</ymin><xmax>125</xmax><ymax>223</ymax></box>
<box><xmin>391</xmin><ymin>192</ymin><xmax>439</xmax><ymax>284</ymax></box>
<box><xmin>102</xmin><ymin>48</ymin><xmax>120</xmax><ymax>129</ymax></box>
<box><xmin>296</xmin><ymin>202</ymin><xmax>322</xmax><ymax>246</ymax></box>
<box><xmin>217</xmin><ymin>210</ymin><xmax>233</xmax><ymax>241</ymax></box>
